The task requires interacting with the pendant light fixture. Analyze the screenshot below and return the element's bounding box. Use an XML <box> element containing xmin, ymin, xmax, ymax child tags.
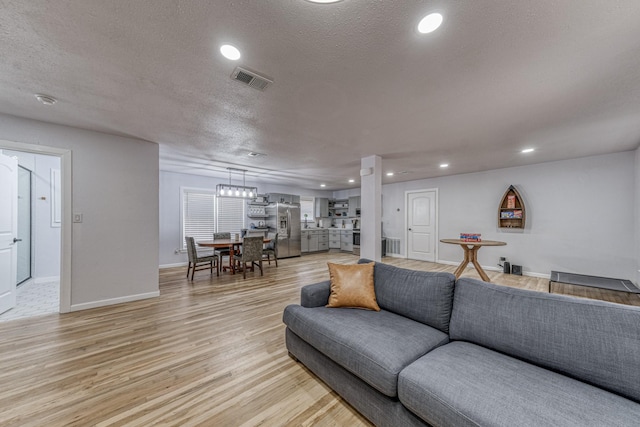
<box><xmin>216</xmin><ymin>168</ymin><xmax>257</xmax><ymax>199</ymax></box>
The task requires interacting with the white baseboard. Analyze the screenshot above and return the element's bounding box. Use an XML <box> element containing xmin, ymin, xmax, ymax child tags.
<box><xmin>69</xmin><ymin>291</ymin><xmax>160</xmax><ymax>312</ymax></box>
<box><xmin>160</xmin><ymin>262</ymin><xmax>188</xmax><ymax>269</ymax></box>
<box><xmin>436</xmin><ymin>259</ymin><xmax>549</xmax><ymax>279</ymax></box>
<box><xmin>385</xmin><ymin>253</ymin><xmax>405</xmax><ymax>258</ymax></box>
<box><xmin>34</xmin><ymin>276</ymin><xmax>60</xmax><ymax>284</ymax></box>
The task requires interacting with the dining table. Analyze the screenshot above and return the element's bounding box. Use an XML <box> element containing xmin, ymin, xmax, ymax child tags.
<box><xmin>197</xmin><ymin>237</ymin><xmax>271</xmax><ymax>274</ymax></box>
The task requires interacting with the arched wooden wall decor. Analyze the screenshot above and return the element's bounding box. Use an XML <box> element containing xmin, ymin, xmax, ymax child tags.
<box><xmin>498</xmin><ymin>185</ymin><xmax>525</xmax><ymax>229</ymax></box>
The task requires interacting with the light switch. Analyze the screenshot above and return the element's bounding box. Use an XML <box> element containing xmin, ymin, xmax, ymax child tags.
<box><xmin>73</xmin><ymin>213</ymin><xmax>83</xmax><ymax>223</ymax></box>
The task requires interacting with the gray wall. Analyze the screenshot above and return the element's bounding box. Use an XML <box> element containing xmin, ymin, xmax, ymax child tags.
<box><xmin>159</xmin><ymin>170</ymin><xmax>332</xmax><ymax>266</ymax></box>
<box><xmin>2</xmin><ymin>150</ymin><xmax>61</xmax><ymax>281</ymax></box>
<box><xmin>0</xmin><ymin>113</ymin><xmax>159</xmax><ymax>309</ymax></box>
<box><xmin>382</xmin><ymin>151</ymin><xmax>636</xmax><ymax>280</ymax></box>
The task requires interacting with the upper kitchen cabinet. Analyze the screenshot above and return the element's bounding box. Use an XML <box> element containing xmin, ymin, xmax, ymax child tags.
<box><xmin>267</xmin><ymin>193</ymin><xmax>300</xmax><ymax>204</ymax></box>
<box><xmin>348</xmin><ymin>196</ymin><xmax>361</xmax><ymax>217</ymax></box>
<box><xmin>315</xmin><ymin>197</ymin><xmax>329</xmax><ymax>218</ymax></box>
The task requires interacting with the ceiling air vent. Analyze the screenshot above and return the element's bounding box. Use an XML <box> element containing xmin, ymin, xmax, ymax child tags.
<box><xmin>231</xmin><ymin>67</ymin><xmax>273</xmax><ymax>91</ymax></box>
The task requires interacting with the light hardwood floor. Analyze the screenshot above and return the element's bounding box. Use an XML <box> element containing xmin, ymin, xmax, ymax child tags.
<box><xmin>1</xmin><ymin>253</ymin><xmax>638</xmax><ymax>426</ymax></box>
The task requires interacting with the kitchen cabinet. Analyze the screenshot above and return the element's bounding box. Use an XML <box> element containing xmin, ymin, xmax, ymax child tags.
<box><xmin>318</xmin><ymin>230</ymin><xmax>329</xmax><ymax>251</ymax></box>
<box><xmin>308</xmin><ymin>232</ymin><xmax>319</xmax><ymax>252</ymax></box>
<box><xmin>329</xmin><ymin>229</ymin><xmax>341</xmax><ymax>249</ymax></box>
<box><xmin>268</xmin><ymin>193</ymin><xmax>300</xmax><ymax>204</ymax></box>
<box><xmin>348</xmin><ymin>196</ymin><xmax>361</xmax><ymax>217</ymax></box>
<box><xmin>302</xmin><ymin>229</ymin><xmax>328</xmax><ymax>253</ymax></box>
<box><xmin>315</xmin><ymin>197</ymin><xmax>329</xmax><ymax>218</ymax></box>
<box><xmin>340</xmin><ymin>230</ymin><xmax>353</xmax><ymax>252</ymax></box>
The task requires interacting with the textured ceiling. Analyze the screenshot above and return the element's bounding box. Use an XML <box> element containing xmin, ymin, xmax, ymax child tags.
<box><xmin>1</xmin><ymin>1</ymin><xmax>640</xmax><ymax>190</ymax></box>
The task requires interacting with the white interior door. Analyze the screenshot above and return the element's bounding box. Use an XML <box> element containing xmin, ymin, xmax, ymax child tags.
<box><xmin>0</xmin><ymin>152</ymin><xmax>18</xmax><ymax>315</ymax></box>
<box><xmin>407</xmin><ymin>190</ymin><xmax>437</xmax><ymax>262</ymax></box>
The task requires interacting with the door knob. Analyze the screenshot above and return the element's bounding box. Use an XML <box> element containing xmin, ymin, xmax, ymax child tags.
<box><xmin>13</xmin><ymin>238</ymin><xmax>22</xmax><ymax>243</ymax></box>
<box><xmin>408</xmin><ymin>228</ymin><xmax>412</xmax><ymax>231</ymax></box>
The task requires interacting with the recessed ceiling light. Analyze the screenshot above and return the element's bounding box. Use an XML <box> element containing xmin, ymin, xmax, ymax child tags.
<box><xmin>220</xmin><ymin>44</ymin><xmax>241</xmax><ymax>60</ymax></box>
<box><xmin>522</xmin><ymin>148</ymin><xmax>535</xmax><ymax>153</ymax></box>
<box><xmin>35</xmin><ymin>94</ymin><xmax>57</xmax><ymax>105</ymax></box>
<box><xmin>418</xmin><ymin>13</ymin><xmax>443</xmax><ymax>34</ymax></box>
<box><xmin>386</xmin><ymin>172</ymin><xmax>394</xmax><ymax>176</ymax></box>
<box><xmin>305</xmin><ymin>0</ymin><xmax>342</xmax><ymax>3</ymax></box>
<box><xmin>348</xmin><ymin>179</ymin><xmax>355</xmax><ymax>183</ymax></box>
<box><xmin>320</xmin><ymin>184</ymin><xmax>326</xmax><ymax>187</ymax></box>
<box><xmin>440</xmin><ymin>163</ymin><xmax>449</xmax><ymax>168</ymax></box>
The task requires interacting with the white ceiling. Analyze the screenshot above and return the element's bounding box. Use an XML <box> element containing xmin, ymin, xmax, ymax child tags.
<box><xmin>1</xmin><ymin>1</ymin><xmax>640</xmax><ymax>190</ymax></box>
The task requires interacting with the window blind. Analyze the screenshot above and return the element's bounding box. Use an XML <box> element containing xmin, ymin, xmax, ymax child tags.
<box><xmin>216</xmin><ymin>197</ymin><xmax>245</xmax><ymax>235</ymax></box>
<box><xmin>182</xmin><ymin>189</ymin><xmax>216</xmax><ymax>247</ymax></box>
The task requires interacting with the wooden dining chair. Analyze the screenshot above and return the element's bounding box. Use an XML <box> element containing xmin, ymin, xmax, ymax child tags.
<box><xmin>185</xmin><ymin>236</ymin><xmax>219</xmax><ymax>280</ymax></box>
<box><xmin>262</xmin><ymin>232</ymin><xmax>278</xmax><ymax>267</ymax></box>
<box><xmin>233</xmin><ymin>236</ymin><xmax>264</xmax><ymax>279</ymax></box>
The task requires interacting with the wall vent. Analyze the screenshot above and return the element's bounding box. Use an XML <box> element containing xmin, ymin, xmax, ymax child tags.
<box><xmin>386</xmin><ymin>238</ymin><xmax>401</xmax><ymax>255</ymax></box>
<box><xmin>231</xmin><ymin>67</ymin><xmax>273</xmax><ymax>91</ymax></box>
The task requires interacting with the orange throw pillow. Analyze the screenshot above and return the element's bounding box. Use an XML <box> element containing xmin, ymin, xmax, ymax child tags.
<box><xmin>326</xmin><ymin>262</ymin><xmax>380</xmax><ymax>311</ymax></box>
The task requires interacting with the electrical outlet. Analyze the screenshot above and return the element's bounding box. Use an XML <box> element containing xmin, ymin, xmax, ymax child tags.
<box><xmin>73</xmin><ymin>213</ymin><xmax>83</xmax><ymax>223</ymax></box>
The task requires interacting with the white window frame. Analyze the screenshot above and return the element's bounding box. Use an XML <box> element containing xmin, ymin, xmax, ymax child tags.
<box><xmin>300</xmin><ymin>196</ymin><xmax>315</xmax><ymax>226</ymax></box>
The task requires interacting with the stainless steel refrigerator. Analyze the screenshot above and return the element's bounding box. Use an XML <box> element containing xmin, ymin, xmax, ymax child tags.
<box><xmin>265</xmin><ymin>202</ymin><xmax>301</xmax><ymax>258</ymax></box>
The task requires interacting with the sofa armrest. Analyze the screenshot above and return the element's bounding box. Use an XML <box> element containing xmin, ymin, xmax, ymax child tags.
<box><xmin>301</xmin><ymin>280</ymin><xmax>331</xmax><ymax>307</ymax></box>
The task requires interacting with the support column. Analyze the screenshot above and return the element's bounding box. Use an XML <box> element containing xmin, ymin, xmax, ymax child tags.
<box><xmin>360</xmin><ymin>155</ymin><xmax>382</xmax><ymax>261</ymax></box>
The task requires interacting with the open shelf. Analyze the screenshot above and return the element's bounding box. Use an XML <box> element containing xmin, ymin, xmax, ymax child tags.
<box><xmin>498</xmin><ymin>185</ymin><xmax>525</xmax><ymax>229</ymax></box>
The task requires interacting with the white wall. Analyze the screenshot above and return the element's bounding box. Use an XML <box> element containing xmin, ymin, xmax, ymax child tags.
<box><xmin>3</xmin><ymin>150</ymin><xmax>61</xmax><ymax>281</ymax></box>
<box><xmin>382</xmin><ymin>152</ymin><xmax>636</xmax><ymax>281</ymax></box>
<box><xmin>0</xmin><ymin>113</ymin><xmax>159</xmax><ymax>309</ymax></box>
<box><xmin>159</xmin><ymin>170</ymin><xmax>332</xmax><ymax>266</ymax></box>
<box><xmin>636</xmin><ymin>147</ymin><xmax>640</xmax><ymax>285</ymax></box>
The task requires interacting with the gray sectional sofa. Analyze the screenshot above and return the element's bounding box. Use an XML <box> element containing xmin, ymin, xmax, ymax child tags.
<box><xmin>282</xmin><ymin>260</ymin><xmax>640</xmax><ymax>426</ymax></box>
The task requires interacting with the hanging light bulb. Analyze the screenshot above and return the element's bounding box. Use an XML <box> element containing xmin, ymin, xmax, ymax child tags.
<box><xmin>216</xmin><ymin>168</ymin><xmax>258</xmax><ymax>199</ymax></box>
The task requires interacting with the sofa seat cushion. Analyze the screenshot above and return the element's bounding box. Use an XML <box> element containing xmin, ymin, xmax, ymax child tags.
<box><xmin>398</xmin><ymin>341</ymin><xmax>640</xmax><ymax>427</ymax></box>
<box><xmin>283</xmin><ymin>304</ymin><xmax>449</xmax><ymax>397</ymax></box>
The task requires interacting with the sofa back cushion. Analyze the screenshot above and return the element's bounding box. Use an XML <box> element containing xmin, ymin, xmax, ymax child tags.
<box><xmin>450</xmin><ymin>278</ymin><xmax>640</xmax><ymax>403</ymax></box>
<box><xmin>358</xmin><ymin>259</ymin><xmax>456</xmax><ymax>333</ymax></box>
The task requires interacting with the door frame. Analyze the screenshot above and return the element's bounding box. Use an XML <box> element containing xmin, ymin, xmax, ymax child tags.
<box><xmin>404</xmin><ymin>188</ymin><xmax>439</xmax><ymax>262</ymax></box>
<box><xmin>17</xmin><ymin>164</ymin><xmax>33</xmax><ymax>285</ymax></box>
<box><xmin>0</xmin><ymin>139</ymin><xmax>71</xmax><ymax>313</ymax></box>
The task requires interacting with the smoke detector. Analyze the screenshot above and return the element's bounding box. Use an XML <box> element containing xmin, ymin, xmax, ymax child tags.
<box><xmin>231</xmin><ymin>67</ymin><xmax>273</xmax><ymax>91</ymax></box>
